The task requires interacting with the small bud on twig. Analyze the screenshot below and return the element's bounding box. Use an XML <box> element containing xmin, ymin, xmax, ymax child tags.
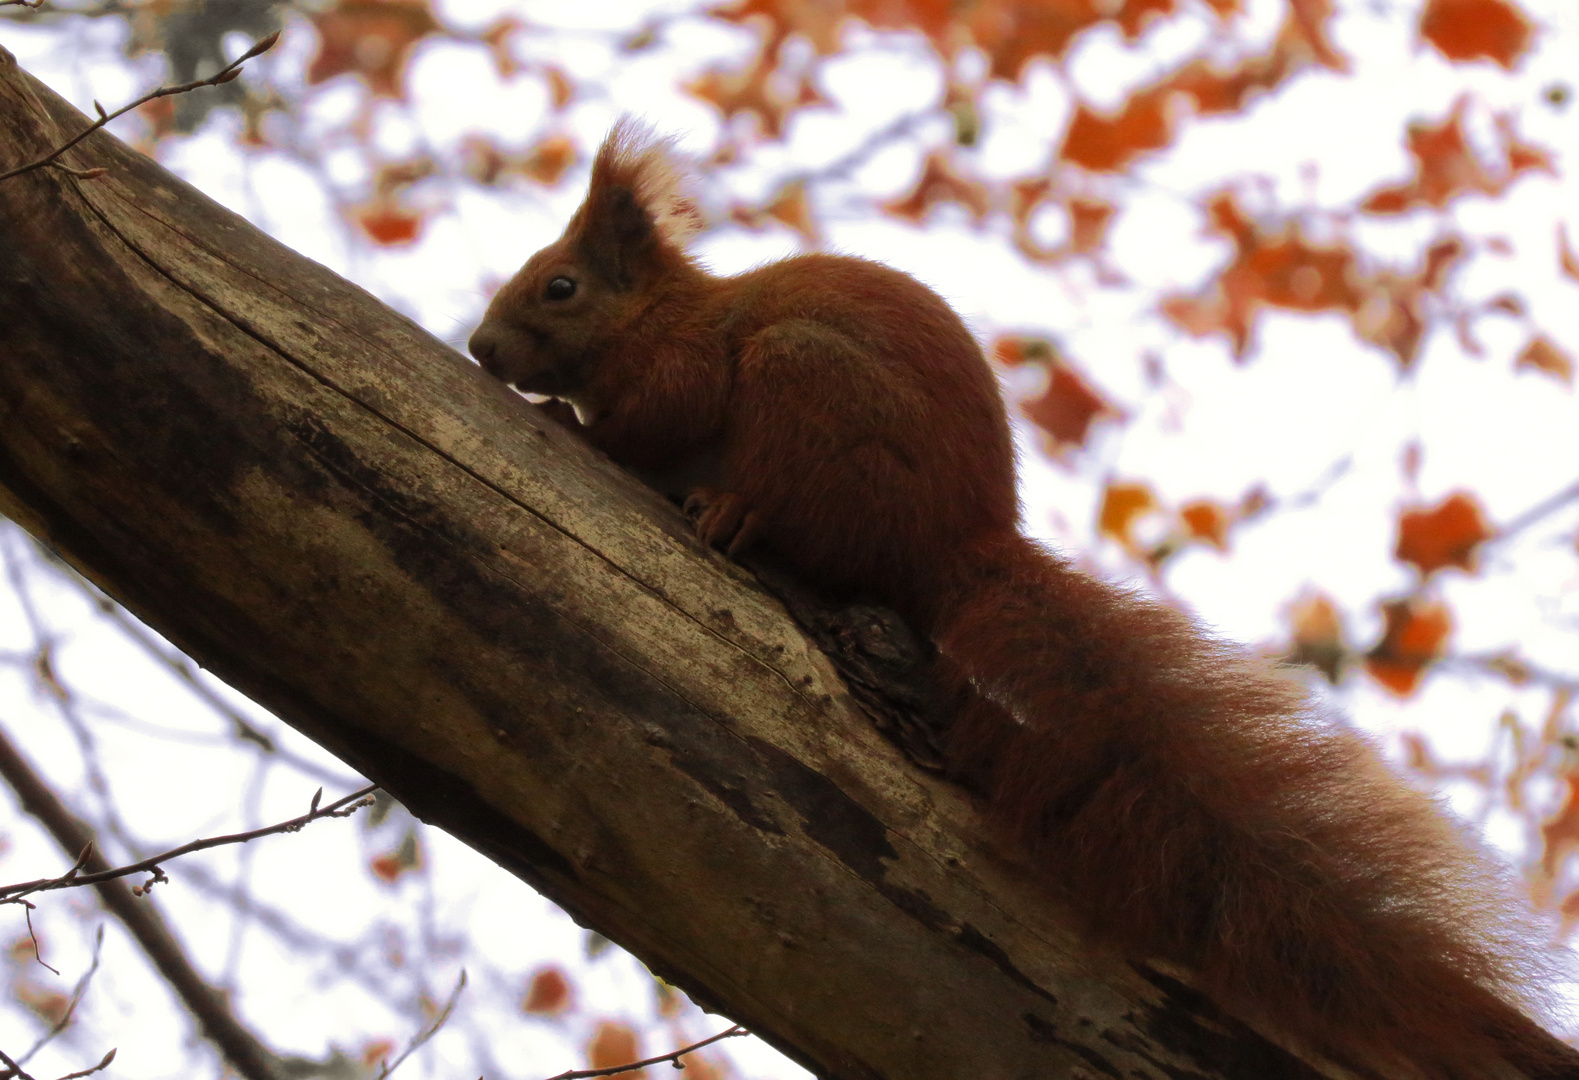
<box><xmin>0</xmin><ymin>29</ymin><xmax>282</xmax><ymax>184</ymax></box>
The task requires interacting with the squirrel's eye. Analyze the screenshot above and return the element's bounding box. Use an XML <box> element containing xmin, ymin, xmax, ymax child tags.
<box><xmin>545</xmin><ymin>276</ymin><xmax>577</xmax><ymax>301</ymax></box>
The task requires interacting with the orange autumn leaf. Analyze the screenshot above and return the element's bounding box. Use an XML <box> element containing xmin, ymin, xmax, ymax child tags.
<box><xmin>884</xmin><ymin>151</ymin><xmax>990</xmax><ymax>224</ymax></box>
<box><xmin>464</xmin><ymin>136</ymin><xmax>510</xmax><ymax>186</ymax></box>
<box><xmin>1168</xmin><ymin>194</ymin><xmax>1463</xmax><ymax>365</ymax></box>
<box><xmin>1019</xmin><ymin>365</ymin><xmax>1117</xmax><ymax>450</ymax></box>
<box><xmin>1485</xmin><ymin>292</ymin><xmax>1524</xmax><ymax>317</ymax></box>
<box><xmin>587</xmin><ymin>1021</ymin><xmax>644</xmax><ymax>1075</ymax></box>
<box><xmin>136</xmin><ymin>94</ymin><xmax>178</xmax><ymax>142</ymax></box>
<box><xmin>543</xmin><ymin>65</ymin><xmax>576</xmax><ymax>111</ymax></box>
<box><xmin>1540</xmin><ymin>773</ymin><xmax>1579</xmax><ymax>879</ymax></box>
<box><xmin>1516</xmin><ymin>335</ymin><xmax>1575</xmax><ymax>386</ymax></box>
<box><xmin>306</xmin><ymin>0</ymin><xmax>442</xmax><ymax>99</ymax></box>
<box><xmin>1067</xmin><ymin>198</ymin><xmax>1115</xmax><ymax>254</ymax></box>
<box><xmin>521</xmin><ymin>135</ymin><xmax>577</xmax><ymax>185</ymax></box>
<box><xmin>1398</xmin><ymin>730</ymin><xmax>1494</xmax><ymax>787</ymax></box>
<box><xmin>1242</xmin><ymin>235</ymin><xmax>1359</xmax><ymax>312</ymax></box>
<box><xmin>463</xmin><ymin>135</ymin><xmax>577</xmax><ymax>188</ymax></box>
<box><xmin>1180</xmin><ymin>499</ymin><xmax>1230</xmax><ymax>551</ymax></box>
<box><xmin>5</xmin><ymin>934</ymin><xmax>38</xmax><ymax>965</ymax></box>
<box><xmin>1351</xmin><ymin>238</ymin><xmax>1464</xmax><ymax>367</ymax></box>
<box><xmin>1282</xmin><ymin>0</ymin><xmax>1348</xmax><ymax>70</ymax></box>
<box><xmin>1060</xmin><ymin>88</ymin><xmax>1172</xmax><ymax>173</ymax></box>
<box><xmin>361</xmin><ymin>1039</ymin><xmax>396</xmax><ymax>1066</ymax></box>
<box><xmin>688</xmin><ymin>52</ymin><xmax>824</xmax><ymax>138</ymax></box>
<box><xmin>1365</xmin><ymin>598</ymin><xmax>1452</xmax><ymax>697</ymax></box>
<box><xmin>369</xmin><ymin>829</ymin><xmax>423</xmax><ymax>882</ymax></box>
<box><xmin>766</xmin><ymin>181</ymin><xmax>818</xmax><ymax>243</ymax></box>
<box><xmin>1286</xmin><ymin>591</ymin><xmax>1346</xmax><ymax>684</ymax></box>
<box><xmin>963</xmin><ymin>0</ymin><xmax>1109</xmax><ymax>80</ymax></box>
<box><xmin>15</xmin><ymin>985</ymin><xmax>70</xmax><ymax>1025</ymax></box>
<box><xmin>1008</xmin><ymin>187</ymin><xmax>1115</xmax><ymax>262</ymax></box>
<box><xmin>1162</xmin><ymin>192</ymin><xmax>1360</xmax><ymax>357</ymax></box>
<box><xmin>1362</xmin><ymin>97</ymin><xmax>1552</xmax><ymax>214</ymax></box>
<box><xmin>1419</xmin><ymin>0</ymin><xmax>1533</xmax><ymax>70</ymax></box>
<box><xmin>996</xmin><ymin>337</ymin><xmax>1121</xmax><ymax>451</ymax></box>
<box><xmin>368</xmin><ymin>853</ymin><xmax>407</xmax><ymax>881</ymax></box>
<box><xmin>992</xmin><ymin>337</ymin><xmax>1033</xmax><ymax>365</ymax></box>
<box><xmin>730</xmin><ymin>182</ymin><xmax>820</xmax><ymax>243</ymax></box>
<box><xmin>1057</xmin><ymin>0</ymin><xmax>1340</xmax><ymax>173</ymax></box>
<box><xmin>357</xmin><ymin>202</ymin><xmax>423</xmax><ymax>246</ymax></box>
<box><xmin>679</xmin><ymin>1058</ymin><xmax>725</xmax><ymax>1080</ymax></box>
<box><xmin>958</xmin><ymin>0</ymin><xmax>1239</xmax><ymax>81</ymax></box>
<box><xmin>716</xmin><ymin>0</ymin><xmax>848</xmax><ymax>54</ymax></box>
<box><xmin>354</xmin><ymin>158</ymin><xmax>435</xmax><ymax>245</ymax></box>
<box><xmin>480</xmin><ymin>16</ymin><xmax>523</xmax><ymax>78</ymax></box>
<box><xmin>1098</xmin><ymin>481</ymin><xmax>1157</xmax><ymax>548</ymax></box>
<box><xmin>522</xmin><ymin>965</ymin><xmax>574</xmax><ymax>1015</ymax></box>
<box><xmin>1560</xmin><ymin>224</ymin><xmax>1579</xmax><ymax>282</ymax></box>
<box><xmin>1163</xmin><ymin>0</ymin><xmax>1349</xmax><ymax>118</ymax></box>
<box><xmin>1395</xmin><ymin>491</ymin><xmax>1492</xmax><ymax>576</ymax></box>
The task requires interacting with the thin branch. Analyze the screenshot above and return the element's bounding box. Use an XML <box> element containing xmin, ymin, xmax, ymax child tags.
<box><xmin>1489</xmin><ymin>476</ymin><xmax>1579</xmax><ymax>548</ymax></box>
<box><xmin>0</xmin><ymin>784</ymin><xmax>377</xmax><ymax>902</ymax></box>
<box><xmin>0</xmin><ymin>30</ymin><xmax>279</xmax><ymax>184</ymax></box>
<box><xmin>373</xmin><ymin>971</ymin><xmax>467</xmax><ymax>1080</ymax></box>
<box><xmin>51</xmin><ymin>1048</ymin><xmax>115</xmax><ymax>1080</ymax></box>
<box><xmin>542</xmin><ymin>1026</ymin><xmax>749</xmax><ymax>1080</ymax></box>
<box><xmin>0</xmin><ymin>722</ymin><xmax>290</xmax><ymax>1080</ymax></box>
<box><xmin>18</xmin><ymin>925</ymin><xmax>104</xmax><ymax>1065</ymax></box>
<box><xmin>39</xmin><ymin>548</ymin><xmax>359</xmax><ymax>782</ymax></box>
<box><xmin>0</xmin><ymin>0</ymin><xmax>46</xmax><ymax>8</ymax></box>
<box><xmin>21</xmin><ymin>903</ymin><xmax>57</xmax><ymax>974</ymax></box>
<box><xmin>1441</xmin><ymin>652</ymin><xmax>1579</xmax><ymax>694</ymax></box>
<box><xmin>0</xmin><ymin>1047</ymin><xmax>36</xmax><ymax>1080</ymax></box>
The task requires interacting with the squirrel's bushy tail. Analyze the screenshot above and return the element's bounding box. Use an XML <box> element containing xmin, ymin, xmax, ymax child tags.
<box><xmin>933</xmin><ymin>532</ymin><xmax>1574</xmax><ymax>1079</ymax></box>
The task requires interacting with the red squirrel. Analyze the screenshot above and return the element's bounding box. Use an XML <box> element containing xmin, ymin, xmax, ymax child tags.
<box><xmin>469</xmin><ymin>121</ymin><xmax>1575</xmax><ymax>1079</ymax></box>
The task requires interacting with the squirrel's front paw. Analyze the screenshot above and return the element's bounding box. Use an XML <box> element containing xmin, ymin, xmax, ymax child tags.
<box><xmin>684</xmin><ymin>487</ymin><xmax>762</xmax><ymax>558</ymax></box>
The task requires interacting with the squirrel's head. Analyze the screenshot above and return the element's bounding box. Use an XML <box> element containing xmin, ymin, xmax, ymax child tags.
<box><xmin>468</xmin><ymin>120</ymin><xmax>702</xmax><ymax>403</ymax></box>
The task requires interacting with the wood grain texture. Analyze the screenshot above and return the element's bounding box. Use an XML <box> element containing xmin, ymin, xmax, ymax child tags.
<box><xmin>0</xmin><ymin>48</ymin><xmax>1361</xmax><ymax>1080</ymax></box>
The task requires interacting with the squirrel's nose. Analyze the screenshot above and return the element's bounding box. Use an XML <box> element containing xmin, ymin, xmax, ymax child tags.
<box><xmin>468</xmin><ymin>326</ymin><xmax>496</xmax><ymax>363</ymax></box>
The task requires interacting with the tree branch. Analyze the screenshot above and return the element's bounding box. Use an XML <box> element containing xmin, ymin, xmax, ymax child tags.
<box><xmin>0</xmin><ymin>30</ymin><xmax>277</xmax><ymax>184</ymax></box>
<box><xmin>0</xmin><ymin>724</ymin><xmax>288</xmax><ymax>1080</ymax></box>
<box><xmin>372</xmin><ymin>972</ymin><xmax>466</xmax><ymax>1080</ymax></box>
<box><xmin>543</xmin><ymin>1025</ymin><xmax>747</xmax><ymax>1080</ymax></box>
<box><xmin>0</xmin><ymin>783</ymin><xmax>376</xmax><ymax>902</ymax></box>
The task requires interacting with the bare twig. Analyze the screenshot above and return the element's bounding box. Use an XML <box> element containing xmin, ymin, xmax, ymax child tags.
<box><xmin>0</xmin><ymin>723</ymin><xmax>291</xmax><ymax>1080</ymax></box>
<box><xmin>0</xmin><ymin>784</ymin><xmax>377</xmax><ymax>903</ymax></box>
<box><xmin>1442</xmin><ymin>652</ymin><xmax>1579</xmax><ymax>694</ymax></box>
<box><xmin>1489</xmin><ymin>476</ymin><xmax>1579</xmax><ymax>548</ymax></box>
<box><xmin>0</xmin><ymin>1047</ymin><xmax>36</xmax><ymax>1080</ymax></box>
<box><xmin>0</xmin><ymin>0</ymin><xmax>46</xmax><ymax>9</ymax></box>
<box><xmin>30</xmin><ymin>542</ymin><xmax>351</xmax><ymax>781</ymax></box>
<box><xmin>17</xmin><ymin>926</ymin><xmax>104</xmax><ymax>1065</ymax></box>
<box><xmin>543</xmin><ymin>1025</ymin><xmax>748</xmax><ymax>1080</ymax></box>
<box><xmin>50</xmin><ymin>1049</ymin><xmax>115</xmax><ymax>1080</ymax></box>
<box><xmin>373</xmin><ymin>972</ymin><xmax>467</xmax><ymax>1080</ymax></box>
<box><xmin>21</xmin><ymin>903</ymin><xmax>57</xmax><ymax>974</ymax></box>
<box><xmin>0</xmin><ymin>30</ymin><xmax>279</xmax><ymax>184</ymax></box>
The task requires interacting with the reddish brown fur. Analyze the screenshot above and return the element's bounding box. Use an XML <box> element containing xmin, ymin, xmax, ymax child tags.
<box><xmin>470</xmin><ymin>122</ymin><xmax>1576</xmax><ymax>1078</ymax></box>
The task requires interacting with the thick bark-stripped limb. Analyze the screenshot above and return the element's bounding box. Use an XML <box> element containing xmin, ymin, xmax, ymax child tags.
<box><xmin>1</xmin><ymin>48</ymin><xmax>1566</xmax><ymax>1080</ymax></box>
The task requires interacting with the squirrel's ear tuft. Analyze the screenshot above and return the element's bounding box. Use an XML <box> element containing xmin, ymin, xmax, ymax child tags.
<box><xmin>595</xmin><ymin>118</ymin><xmax>703</xmax><ymax>250</ymax></box>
